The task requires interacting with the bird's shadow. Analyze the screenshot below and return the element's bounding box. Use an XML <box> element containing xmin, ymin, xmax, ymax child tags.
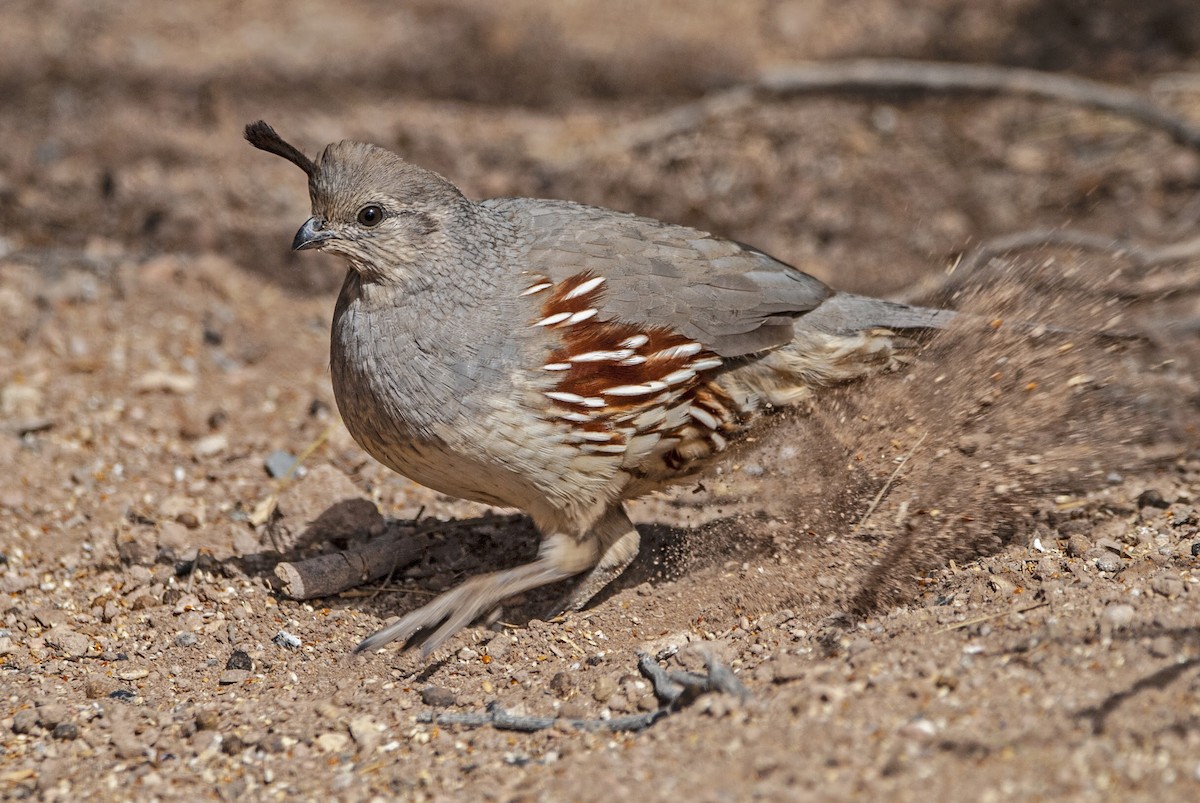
<box><xmin>243</xmin><ymin>507</ymin><xmax>773</xmax><ymax>630</ymax></box>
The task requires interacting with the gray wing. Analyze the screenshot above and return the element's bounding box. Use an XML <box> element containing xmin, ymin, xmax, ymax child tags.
<box><xmin>489</xmin><ymin>198</ymin><xmax>834</xmax><ymax>357</ymax></box>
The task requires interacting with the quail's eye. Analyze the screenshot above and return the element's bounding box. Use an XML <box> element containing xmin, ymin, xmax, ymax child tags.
<box><xmin>356</xmin><ymin>205</ymin><xmax>384</xmax><ymax>227</ymax></box>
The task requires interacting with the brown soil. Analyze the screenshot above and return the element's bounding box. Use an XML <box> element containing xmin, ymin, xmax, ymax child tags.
<box><xmin>2</xmin><ymin>1</ymin><xmax>1199</xmax><ymax>800</ymax></box>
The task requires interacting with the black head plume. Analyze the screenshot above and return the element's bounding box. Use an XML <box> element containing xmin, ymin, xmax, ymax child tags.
<box><xmin>244</xmin><ymin>120</ymin><xmax>317</xmax><ymax>179</ymax></box>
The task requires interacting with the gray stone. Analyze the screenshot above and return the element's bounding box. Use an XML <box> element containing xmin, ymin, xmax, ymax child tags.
<box><xmin>420</xmin><ymin>685</ymin><xmax>456</xmax><ymax>707</ymax></box>
<box><xmin>266</xmin><ymin>464</ymin><xmax>385</xmax><ymax>552</ymax></box>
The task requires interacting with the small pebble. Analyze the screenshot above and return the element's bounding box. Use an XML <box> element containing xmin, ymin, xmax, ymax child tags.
<box><xmin>1150</xmin><ymin>571</ymin><xmax>1185</xmax><ymax>598</ymax></box>
<box><xmin>485</xmin><ymin>633</ymin><xmax>512</xmax><ymax>660</ymax></box>
<box><xmin>898</xmin><ymin>717</ymin><xmax>938</xmax><ymax>742</ymax></box>
<box><xmin>316</xmin><ymin>732</ymin><xmax>350</xmax><ymax>753</ymax></box>
<box><xmin>196</xmin><ymin>710</ymin><xmax>219</xmax><ymax>731</ymax></box>
<box><xmin>549</xmin><ymin>672</ymin><xmax>574</xmax><ymax>699</ymax></box>
<box><xmin>44</xmin><ymin>627</ymin><xmax>91</xmax><ymax>657</ymax></box>
<box><xmin>420</xmin><ymin>686</ymin><xmax>456</xmax><ymax>707</ymax></box>
<box><xmin>558</xmin><ymin>702</ymin><xmax>588</xmax><ymax>720</ymax></box>
<box><xmin>1148</xmin><ymin>636</ymin><xmax>1175</xmax><ymax>659</ymax></box>
<box><xmin>846</xmin><ymin>637</ymin><xmax>873</xmax><ymax>657</ymax></box>
<box><xmin>218</xmin><ymin>669</ymin><xmax>250</xmax><ymax>685</ymax></box>
<box><xmin>175</xmin><ymin>632</ymin><xmax>197</xmax><ymax>647</ymax></box>
<box><xmin>36</xmin><ymin>704</ymin><xmax>69</xmax><ymax>728</ymax></box>
<box><xmin>349</xmin><ymin>715</ymin><xmax>381</xmax><ymax>753</ymax></box>
<box><xmin>158</xmin><ymin>495</ymin><xmax>205</xmax><ymax>528</ymax></box>
<box><xmin>771</xmin><ymin>656</ymin><xmax>807</xmax><ymax>684</ymax></box>
<box><xmin>193</xmin><ymin>434</ymin><xmax>228</xmax><ymax>457</ymax></box>
<box><xmin>221</xmin><ymin>733</ymin><xmax>247</xmax><ymax>755</ymax></box>
<box><xmin>607</xmin><ymin>693</ymin><xmax>631</xmax><ymax>712</ymax></box>
<box><xmin>133</xmin><ymin>370</ymin><xmax>196</xmax><ymax>394</ymax></box>
<box><xmin>1101</xmin><ymin>603</ymin><xmax>1136</xmax><ymax>633</ymax></box>
<box><xmin>226</xmin><ymin>650</ymin><xmax>253</xmax><ymax>671</ymax></box>
<box><xmin>112</xmin><ymin>734</ymin><xmax>145</xmax><ymax>760</ymax></box>
<box><xmin>52</xmin><ymin>722</ymin><xmax>79</xmax><ymax>740</ymax></box>
<box><xmin>591</xmin><ymin>675</ymin><xmax>617</xmax><ymax>703</ymax></box>
<box><xmin>261</xmin><ymin>733</ymin><xmax>289</xmax><ymax>754</ymax></box>
<box><xmin>264</xmin><ymin>450</ymin><xmax>298</xmax><ymax>479</ymax></box>
<box><xmin>1066</xmin><ymin>534</ymin><xmax>1092</xmax><ymax>558</ymax></box>
<box><xmin>273</xmin><ymin>630</ymin><xmax>301</xmax><ymax>649</ymax></box>
<box><xmin>12</xmin><ymin>709</ymin><xmax>39</xmax><ymax>734</ymax></box>
<box><xmin>1136</xmin><ymin>489</ymin><xmax>1169</xmax><ymax>509</ymax></box>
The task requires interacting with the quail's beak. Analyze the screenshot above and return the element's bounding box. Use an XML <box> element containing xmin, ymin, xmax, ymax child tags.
<box><xmin>292</xmin><ymin>216</ymin><xmax>332</xmax><ymax>251</ymax></box>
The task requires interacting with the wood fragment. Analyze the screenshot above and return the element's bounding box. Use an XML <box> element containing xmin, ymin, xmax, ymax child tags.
<box><xmin>274</xmin><ymin>514</ymin><xmax>511</xmax><ymax>600</ymax></box>
<box><xmin>275</xmin><ymin>533</ymin><xmax>428</xmax><ymax>600</ymax></box>
<box><xmin>937</xmin><ymin>601</ymin><xmax>1050</xmax><ymax>633</ymax></box>
<box><xmin>852</xmin><ymin>433</ymin><xmax>927</xmax><ymax>535</ymax></box>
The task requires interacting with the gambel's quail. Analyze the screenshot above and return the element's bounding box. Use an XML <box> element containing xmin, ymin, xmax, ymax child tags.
<box><xmin>245</xmin><ymin>121</ymin><xmax>959</xmax><ymax>655</ymax></box>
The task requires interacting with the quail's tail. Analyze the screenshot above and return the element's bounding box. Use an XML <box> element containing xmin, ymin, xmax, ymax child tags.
<box><xmin>800</xmin><ymin>293</ymin><xmax>958</xmax><ymax>336</ymax></box>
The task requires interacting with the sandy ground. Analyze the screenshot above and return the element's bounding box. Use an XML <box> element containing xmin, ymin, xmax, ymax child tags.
<box><xmin>2</xmin><ymin>1</ymin><xmax>1200</xmax><ymax>800</ymax></box>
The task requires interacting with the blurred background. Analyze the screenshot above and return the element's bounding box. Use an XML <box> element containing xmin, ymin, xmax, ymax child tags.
<box><xmin>3</xmin><ymin>0</ymin><xmax>1199</xmax><ymax>295</ymax></box>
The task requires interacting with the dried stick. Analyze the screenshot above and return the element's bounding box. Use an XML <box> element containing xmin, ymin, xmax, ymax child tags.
<box><xmin>619</xmin><ymin>59</ymin><xmax>1200</xmax><ymax>151</ymax></box>
<box><xmin>274</xmin><ymin>514</ymin><xmax>510</xmax><ymax>600</ymax></box>
<box><xmin>852</xmin><ymin>433</ymin><xmax>927</xmax><ymax>535</ymax></box>
<box><xmin>274</xmin><ymin>532</ymin><xmax>431</xmax><ymax>600</ymax></box>
<box><xmin>937</xmin><ymin>601</ymin><xmax>1050</xmax><ymax>633</ymax></box>
<box><xmin>415</xmin><ymin>651</ymin><xmax>744</xmax><ymax>734</ymax></box>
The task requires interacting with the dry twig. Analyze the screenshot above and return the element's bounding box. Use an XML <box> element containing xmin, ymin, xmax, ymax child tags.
<box><xmin>415</xmin><ymin>650</ymin><xmax>745</xmax><ymax>734</ymax></box>
<box><xmin>851</xmin><ymin>433</ymin><xmax>927</xmax><ymax>536</ymax></box>
<box><xmin>274</xmin><ymin>514</ymin><xmax>511</xmax><ymax>600</ymax></box>
<box><xmin>937</xmin><ymin>601</ymin><xmax>1050</xmax><ymax>633</ymax></box>
<box><xmin>618</xmin><ymin>59</ymin><xmax>1200</xmax><ymax>151</ymax></box>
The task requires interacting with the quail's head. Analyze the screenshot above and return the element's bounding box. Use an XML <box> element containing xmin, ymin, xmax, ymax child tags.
<box><xmin>245</xmin><ymin>120</ymin><xmax>464</xmax><ymax>277</ymax></box>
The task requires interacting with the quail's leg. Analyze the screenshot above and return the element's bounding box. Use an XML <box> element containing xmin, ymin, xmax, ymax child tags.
<box><xmin>354</xmin><ymin>505</ymin><xmax>645</xmax><ymax>656</ymax></box>
<box><xmin>547</xmin><ymin>505</ymin><xmax>641</xmax><ymax>617</ymax></box>
<box><xmin>354</xmin><ymin>552</ymin><xmax>578</xmax><ymax>656</ymax></box>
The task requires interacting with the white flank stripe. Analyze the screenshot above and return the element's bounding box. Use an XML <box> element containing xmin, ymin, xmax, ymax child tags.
<box><xmin>662</xmin><ymin>368</ymin><xmax>696</xmax><ymax>386</ymax></box>
<box><xmin>571</xmin><ymin>349</ymin><xmax>633</xmax><ymax>363</ymax></box>
<box><xmin>563</xmin><ymin>275</ymin><xmax>606</xmax><ymax>299</ymax></box>
<box><xmin>546</xmin><ymin>391</ymin><xmax>606</xmax><ymax>408</ymax></box>
<box><xmin>578</xmin><ymin>430</ymin><xmax>613</xmax><ymax>442</ymax></box>
<box><xmin>583</xmin><ymin>443</ymin><xmax>627</xmax><ymax>454</ymax></box>
<box><xmin>559</xmin><ymin>411</ymin><xmax>592</xmax><ymax>423</ymax></box>
<box><xmin>620</xmin><ymin>334</ymin><xmax>650</xmax><ymax>349</ymax></box>
<box><xmin>654</xmin><ymin>342</ymin><xmax>703</xmax><ymax>360</ymax></box>
<box><xmin>543</xmin><ymin>362</ymin><xmax>571</xmax><ymax>371</ymax></box>
<box><xmin>546</xmin><ymin>390</ymin><xmax>588</xmax><ymax>405</ymax></box>
<box><xmin>632</xmin><ymin>405</ymin><xmax>668</xmax><ymax>429</ymax></box>
<box><xmin>689</xmin><ymin>357</ymin><xmax>724</xmax><ymax>372</ymax></box>
<box><xmin>620</xmin><ymin>355</ymin><xmax>647</xmax><ymax>366</ymax></box>
<box><xmin>536</xmin><ymin>311</ymin><xmax>573</xmax><ymax>327</ymax></box>
<box><xmin>604</xmin><ymin>380</ymin><xmax>667</xmax><ymax>396</ymax></box>
<box><xmin>520</xmin><ymin>282</ymin><xmax>553</xmax><ymax>296</ymax></box>
<box><xmin>711</xmin><ymin>432</ymin><xmax>728</xmax><ymax>451</ymax></box>
<box><xmin>565</xmin><ymin>308</ymin><xmax>598</xmax><ymax>325</ymax></box>
<box><xmin>687</xmin><ymin>405</ymin><xmax>720</xmax><ymax>430</ymax></box>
